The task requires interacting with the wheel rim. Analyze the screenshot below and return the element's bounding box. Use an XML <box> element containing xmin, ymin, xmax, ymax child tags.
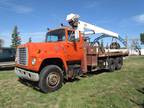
<box><xmin>46</xmin><ymin>72</ymin><xmax>60</xmax><ymax>88</ymax></box>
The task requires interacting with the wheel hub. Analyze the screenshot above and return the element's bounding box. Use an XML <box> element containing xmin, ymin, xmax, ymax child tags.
<box><xmin>47</xmin><ymin>72</ymin><xmax>60</xmax><ymax>87</ymax></box>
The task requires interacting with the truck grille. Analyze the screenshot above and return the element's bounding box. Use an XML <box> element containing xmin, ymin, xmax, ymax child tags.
<box><xmin>17</xmin><ymin>47</ymin><xmax>28</xmax><ymax>65</ymax></box>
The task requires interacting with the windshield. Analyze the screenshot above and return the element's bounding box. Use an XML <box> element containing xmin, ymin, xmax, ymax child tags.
<box><xmin>46</xmin><ymin>29</ymin><xmax>65</xmax><ymax>42</ymax></box>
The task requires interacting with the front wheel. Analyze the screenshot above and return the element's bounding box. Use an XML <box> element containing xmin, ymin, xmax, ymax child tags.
<box><xmin>39</xmin><ymin>65</ymin><xmax>63</xmax><ymax>93</ymax></box>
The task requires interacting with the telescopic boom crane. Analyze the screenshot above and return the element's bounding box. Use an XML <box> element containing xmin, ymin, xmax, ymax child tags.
<box><xmin>66</xmin><ymin>13</ymin><xmax>119</xmax><ymax>38</ymax></box>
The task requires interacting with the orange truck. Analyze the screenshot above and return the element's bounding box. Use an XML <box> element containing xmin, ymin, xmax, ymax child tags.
<box><xmin>15</xmin><ymin>14</ymin><xmax>128</xmax><ymax>93</ymax></box>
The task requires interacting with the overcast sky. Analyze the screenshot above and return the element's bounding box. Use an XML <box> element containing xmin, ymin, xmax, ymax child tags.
<box><xmin>0</xmin><ymin>0</ymin><xmax>144</xmax><ymax>47</ymax></box>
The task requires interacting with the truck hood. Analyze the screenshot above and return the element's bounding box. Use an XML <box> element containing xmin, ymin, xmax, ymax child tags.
<box><xmin>18</xmin><ymin>42</ymin><xmax>65</xmax><ymax>57</ymax></box>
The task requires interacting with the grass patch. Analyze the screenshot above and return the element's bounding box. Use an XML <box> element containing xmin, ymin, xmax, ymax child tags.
<box><xmin>0</xmin><ymin>56</ymin><xmax>144</xmax><ymax>108</ymax></box>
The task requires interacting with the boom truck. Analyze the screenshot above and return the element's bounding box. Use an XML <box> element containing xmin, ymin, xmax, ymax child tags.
<box><xmin>15</xmin><ymin>13</ymin><xmax>128</xmax><ymax>93</ymax></box>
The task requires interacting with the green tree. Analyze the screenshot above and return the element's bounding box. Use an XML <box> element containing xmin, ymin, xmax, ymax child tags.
<box><xmin>140</xmin><ymin>32</ymin><xmax>144</xmax><ymax>44</ymax></box>
<box><xmin>11</xmin><ymin>26</ymin><xmax>21</xmax><ymax>48</ymax></box>
<box><xmin>131</xmin><ymin>39</ymin><xmax>141</xmax><ymax>55</ymax></box>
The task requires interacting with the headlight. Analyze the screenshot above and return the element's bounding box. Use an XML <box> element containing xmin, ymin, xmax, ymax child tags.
<box><xmin>32</xmin><ymin>58</ymin><xmax>36</xmax><ymax>65</ymax></box>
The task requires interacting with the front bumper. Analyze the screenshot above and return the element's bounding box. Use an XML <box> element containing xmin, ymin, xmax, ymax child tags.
<box><xmin>15</xmin><ymin>67</ymin><xmax>39</xmax><ymax>82</ymax></box>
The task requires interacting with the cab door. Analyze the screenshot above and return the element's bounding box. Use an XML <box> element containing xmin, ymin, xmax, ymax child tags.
<box><xmin>65</xmin><ymin>30</ymin><xmax>83</xmax><ymax>61</ymax></box>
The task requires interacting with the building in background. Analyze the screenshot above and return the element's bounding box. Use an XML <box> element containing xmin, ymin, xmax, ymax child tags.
<box><xmin>0</xmin><ymin>47</ymin><xmax>15</xmax><ymax>68</ymax></box>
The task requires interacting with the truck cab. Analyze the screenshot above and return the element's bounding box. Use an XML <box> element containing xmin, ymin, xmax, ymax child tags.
<box><xmin>15</xmin><ymin>27</ymin><xmax>86</xmax><ymax>92</ymax></box>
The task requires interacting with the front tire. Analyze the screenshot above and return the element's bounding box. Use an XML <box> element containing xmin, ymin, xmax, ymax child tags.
<box><xmin>39</xmin><ymin>65</ymin><xmax>63</xmax><ymax>93</ymax></box>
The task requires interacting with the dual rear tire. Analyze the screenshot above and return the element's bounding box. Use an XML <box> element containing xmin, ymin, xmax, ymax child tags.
<box><xmin>115</xmin><ymin>57</ymin><xmax>123</xmax><ymax>70</ymax></box>
<box><xmin>108</xmin><ymin>57</ymin><xmax>123</xmax><ymax>72</ymax></box>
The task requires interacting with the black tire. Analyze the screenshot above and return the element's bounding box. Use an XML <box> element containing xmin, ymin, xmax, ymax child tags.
<box><xmin>108</xmin><ymin>58</ymin><xmax>115</xmax><ymax>72</ymax></box>
<box><xmin>115</xmin><ymin>57</ymin><xmax>123</xmax><ymax>70</ymax></box>
<box><xmin>39</xmin><ymin>65</ymin><xmax>63</xmax><ymax>93</ymax></box>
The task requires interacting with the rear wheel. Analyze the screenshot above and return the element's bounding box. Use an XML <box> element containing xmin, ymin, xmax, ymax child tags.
<box><xmin>39</xmin><ymin>65</ymin><xmax>63</xmax><ymax>93</ymax></box>
<box><xmin>115</xmin><ymin>57</ymin><xmax>123</xmax><ymax>70</ymax></box>
<box><xmin>108</xmin><ymin>58</ymin><xmax>115</xmax><ymax>72</ymax></box>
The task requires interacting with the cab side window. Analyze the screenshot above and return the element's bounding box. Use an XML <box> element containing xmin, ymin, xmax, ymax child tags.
<box><xmin>68</xmin><ymin>30</ymin><xmax>79</xmax><ymax>42</ymax></box>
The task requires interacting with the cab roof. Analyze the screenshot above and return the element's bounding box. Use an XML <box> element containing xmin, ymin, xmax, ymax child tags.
<box><xmin>48</xmin><ymin>26</ymin><xmax>74</xmax><ymax>32</ymax></box>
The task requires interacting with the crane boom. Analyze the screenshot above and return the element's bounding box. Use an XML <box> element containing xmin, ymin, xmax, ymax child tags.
<box><xmin>66</xmin><ymin>13</ymin><xmax>119</xmax><ymax>38</ymax></box>
<box><xmin>78</xmin><ymin>20</ymin><xmax>118</xmax><ymax>38</ymax></box>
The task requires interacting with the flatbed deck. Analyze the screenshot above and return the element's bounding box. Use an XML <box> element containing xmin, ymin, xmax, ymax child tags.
<box><xmin>98</xmin><ymin>51</ymin><xmax>128</xmax><ymax>57</ymax></box>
